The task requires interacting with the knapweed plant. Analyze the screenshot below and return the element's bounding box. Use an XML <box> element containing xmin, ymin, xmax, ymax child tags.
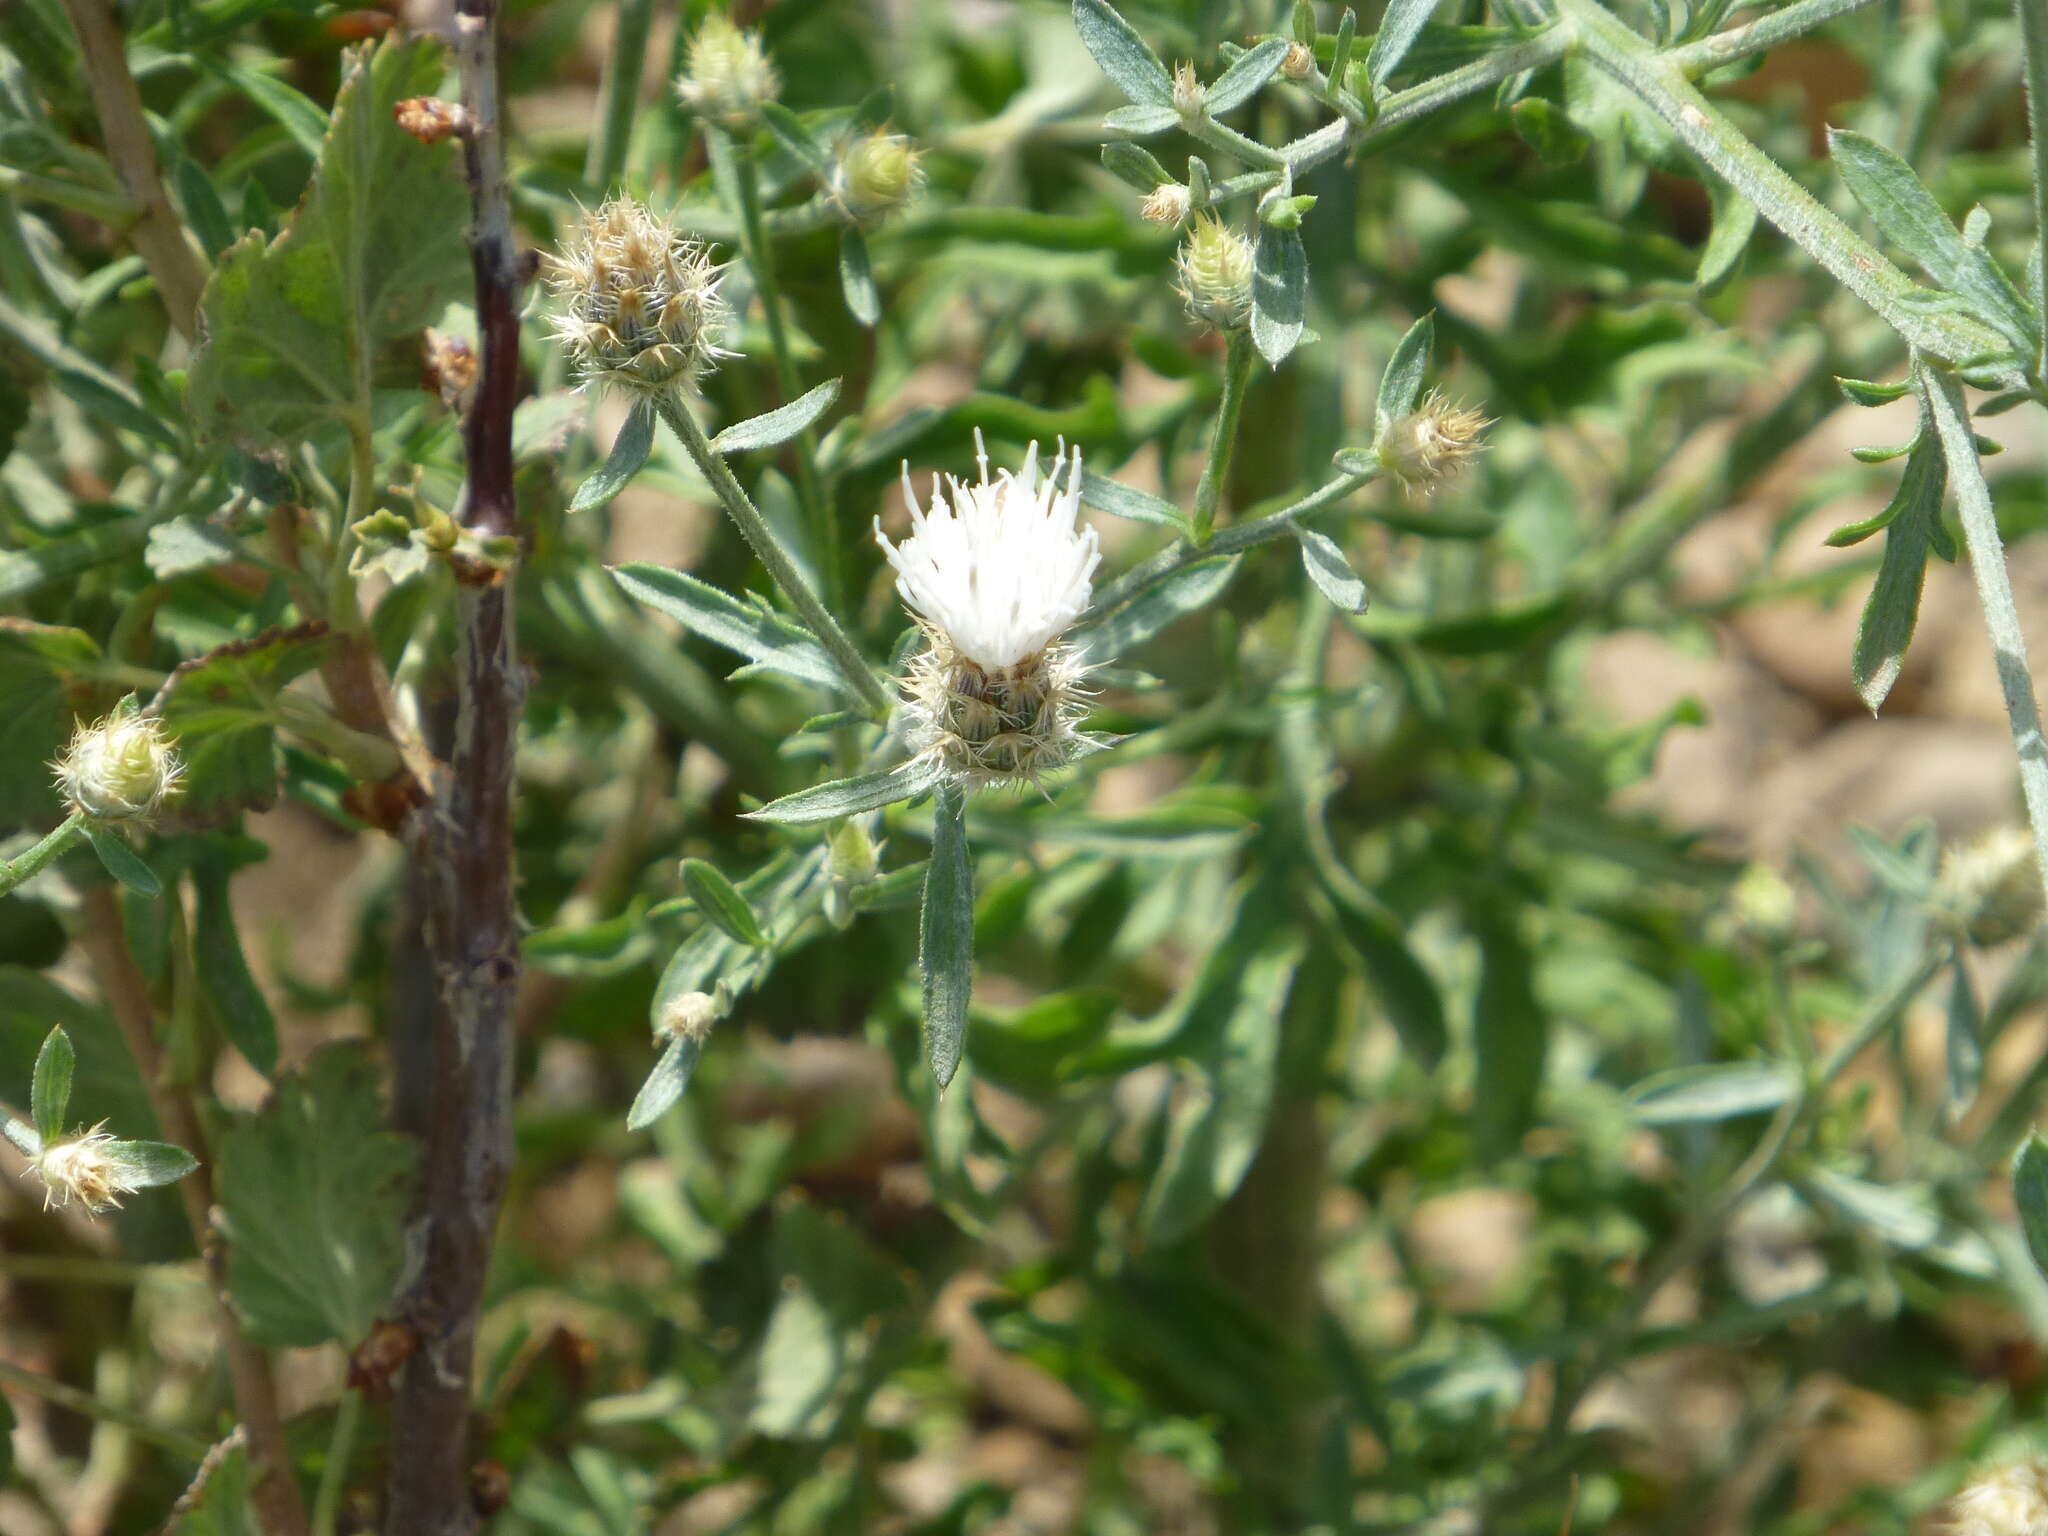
<box><xmin>7</xmin><ymin>0</ymin><xmax>2048</xmax><ymax>1529</ymax></box>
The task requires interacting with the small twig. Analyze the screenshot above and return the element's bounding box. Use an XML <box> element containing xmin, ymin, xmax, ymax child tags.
<box><xmin>76</xmin><ymin>887</ymin><xmax>309</xmax><ymax>1536</ymax></box>
<box><xmin>55</xmin><ymin>0</ymin><xmax>209</xmax><ymax>338</ymax></box>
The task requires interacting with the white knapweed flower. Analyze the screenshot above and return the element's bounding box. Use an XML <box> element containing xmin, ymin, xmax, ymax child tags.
<box><xmin>1933</xmin><ymin>826</ymin><xmax>2045</xmax><ymax>948</ymax></box>
<box><xmin>1379</xmin><ymin>388</ymin><xmax>1491</xmax><ymax>494</ymax></box>
<box><xmin>54</xmin><ymin>706</ymin><xmax>182</xmax><ymax>822</ymax></box>
<box><xmin>875</xmin><ymin>435</ymin><xmax>1104</xmax><ymax>788</ymax></box>
<box><xmin>545</xmin><ymin>199</ymin><xmax>733</xmax><ymax>396</ymax></box>
<box><xmin>29</xmin><ymin>1124</ymin><xmax>139</xmax><ymax>1213</ymax></box>
<box><xmin>1175</xmin><ymin>215</ymin><xmax>1255</xmax><ymax>330</ymax></box>
<box><xmin>1944</xmin><ymin>1459</ymin><xmax>2048</xmax><ymax>1536</ymax></box>
<box><xmin>674</xmin><ymin>14</ymin><xmax>779</xmax><ymax>128</ymax></box>
<box><xmin>1140</xmin><ymin>182</ymin><xmax>1192</xmax><ymax>226</ymax></box>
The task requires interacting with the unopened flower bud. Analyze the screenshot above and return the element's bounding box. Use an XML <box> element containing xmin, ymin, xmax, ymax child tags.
<box><xmin>1933</xmin><ymin>826</ymin><xmax>2044</xmax><ymax>948</ymax></box>
<box><xmin>1729</xmin><ymin>862</ymin><xmax>1797</xmax><ymax>941</ymax></box>
<box><xmin>674</xmin><ymin>15</ymin><xmax>779</xmax><ymax>128</ymax></box>
<box><xmin>1174</xmin><ymin>215</ymin><xmax>1255</xmax><ymax>330</ymax></box>
<box><xmin>545</xmin><ymin>199</ymin><xmax>733</xmax><ymax>395</ymax></box>
<box><xmin>1280</xmin><ymin>41</ymin><xmax>1316</xmax><ymax>80</ymax></box>
<box><xmin>54</xmin><ymin>705</ymin><xmax>182</xmax><ymax>822</ymax></box>
<box><xmin>30</xmin><ymin>1124</ymin><xmax>139</xmax><ymax>1213</ymax></box>
<box><xmin>828</xmin><ymin>821</ymin><xmax>880</xmax><ymax>889</ymax></box>
<box><xmin>1378</xmin><ymin>388</ymin><xmax>1491</xmax><ymax>494</ymax></box>
<box><xmin>832</xmin><ymin>129</ymin><xmax>927</xmax><ymax>223</ymax></box>
<box><xmin>658</xmin><ymin>989</ymin><xmax>721</xmax><ymax>1044</ymax></box>
<box><xmin>1171</xmin><ymin>60</ymin><xmax>1205</xmax><ymax>117</ymax></box>
<box><xmin>1943</xmin><ymin>1458</ymin><xmax>2048</xmax><ymax>1536</ymax></box>
<box><xmin>1140</xmin><ymin>182</ymin><xmax>1192</xmax><ymax>226</ymax></box>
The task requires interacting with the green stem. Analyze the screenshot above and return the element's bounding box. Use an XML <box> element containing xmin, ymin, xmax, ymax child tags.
<box><xmin>0</xmin><ymin>813</ymin><xmax>87</xmax><ymax>898</ymax></box>
<box><xmin>2018</xmin><ymin>0</ymin><xmax>2048</xmax><ymax>376</ymax></box>
<box><xmin>585</xmin><ymin>0</ymin><xmax>654</xmax><ymax>191</ymax></box>
<box><xmin>1560</xmin><ymin>0</ymin><xmax>2015</xmax><ymax>372</ymax></box>
<box><xmin>1922</xmin><ymin>363</ymin><xmax>2048</xmax><ymax>907</ymax></box>
<box><xmin>651</xmin><ymin>391</ymin><xmax>890</xmax><ymax>718</ymax></box>
<box><xmin>1667</xmin><ymin>0</ymin><xmax>1884</xmax><ymax>73</ymax></box>
<box><xmin>0</xmin><ymin>1356</ymin><xmax>213</xmax><ymax>1462</ymax></box>
<box><xmin>0</xmin><ymin>164</ymin><xmax>137</xmax><ymax>224</ymax></box>
<box><xmin>1192</xmin><ymin>330</ymin><xmax>1256</xmax><ymax>543</ymax></box>
<box><xmin>311</xmin><ymin>1389</ymin><xmax>363</xmax><ymax>1536</ymax></box>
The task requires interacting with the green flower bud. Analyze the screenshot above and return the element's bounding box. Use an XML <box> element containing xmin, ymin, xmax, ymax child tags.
<box><xmin>54</xmin><ymin>704</ymin><xmax>183</xmax><ymax>822</ymax></box>
<box><xmin>833</xmin><ymin>130</ymin><xmax>927</xmax><ymax>223</ymax></box>
<box><xmin>1174</xmin><ymin>215</ymin><xmax>1255</xmax><ymax>330</ymax></box>
<box><xmin>674</xmin><ymin>15</ymin><xmax>779</xmax><ymax>129</ymax></box>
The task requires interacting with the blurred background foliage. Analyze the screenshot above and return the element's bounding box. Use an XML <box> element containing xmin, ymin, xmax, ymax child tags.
<box><xmin>6</xmin><ymin>0</ymin><xmax>2048</xmax><ymax>1530</ymax></box>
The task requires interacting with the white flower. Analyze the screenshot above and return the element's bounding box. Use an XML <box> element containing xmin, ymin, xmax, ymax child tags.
<box><xmin>29</xmin><ymin>1124</ymin><xmax>139</xmax><ymax>1213</ymax></box>
<box><xmin>875</xmin><ymin>434</ymin><xmax>1099</xmax><ymax>672</ymax></box>
<box><xmin>874</xmin><ymin>434</ymin><xmax>1106</xmax><ymax>788</ymax></box>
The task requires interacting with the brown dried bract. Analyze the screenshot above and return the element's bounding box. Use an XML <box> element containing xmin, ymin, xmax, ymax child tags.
<box><xmin>393</xmin><ymin>96</ymin><xmax>468</xmax><ymax>145</ymax></box>
<box><xmin>346</xmin><ymin>1318</ymin><xmax>419</xmax><ymax>1398</ymax></box>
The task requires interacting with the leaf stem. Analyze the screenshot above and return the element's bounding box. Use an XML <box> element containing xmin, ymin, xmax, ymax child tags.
<box><xmin>1192</xmin><ymin>330</ymin><xmax>1256</xmax><ymax>543</ymax></box>
<box><xmin>652</xmin><ymin>390</ymin><xmax>890</xmax><ymax>718</ymax></box>
<box><xmin>1666</xmin><ymin>0</ymin><xmax>1884</xmax><ymax>74</ymax></box>
<box><xmin>1922</xmin><ymin>363</ymin><xmax>2048</xmax><ymax>907</ymax></box>
<box><xmin>0</xmin><ymin>812</ymin><xmax>87</xmax><ymax>898</ymax></box>
<box><xmin>0</xmin><ymin>1356</ymin><xmax>214</xmax><ymax>1462</ymax></box>
<box><xmin>311</xmin><ymin>1388</ymin><xmax>363</xmax><ymax>1536</ymax></box>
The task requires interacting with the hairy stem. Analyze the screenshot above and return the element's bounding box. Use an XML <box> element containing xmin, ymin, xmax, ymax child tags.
<box><xmin>1667</xmin><ymin>0</ymin><xmax>1885</xmax><ymax>74</ymax></box>
<box><xmin>1193</xmin><ymin>330</ymin><xmax>1256</xmax><ymax>543</ymax></box>
<box><xmin>2019</xmin><ymin>0</ymin><xmax>2048</xmax><ymax>376</ymax></box>
<box><xmin>1922</xmin><ymin>364</ymin><xmax>2048</xmax><ymax>905</ymax></box>
<box><xmin>652</xmin><ymin>391</ymin><xmax>891</xmax><ymax>718</ymax></box>
<box><xmin>0</xmin><ymin>813</ymin><xmax>87</xmax><ymax>898</ymax></box>
<box><xmin>76</xmin><ymin>887</ymin><xmax>309</xmax><ymax>1536</ymax></box>
<box><xmin>383</xmin><ymin>2</ymin><xmax>524</xmax><ymax>1531</ymax></box>
<box><xmin>55</xmin><ymin>0</ymin><xmax>209</xmax><ymax>338</ymax></box>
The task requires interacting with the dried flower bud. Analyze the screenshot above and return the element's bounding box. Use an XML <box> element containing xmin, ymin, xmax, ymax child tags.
<box><xmin>393</xmin><ymin>96</ymin><xmax>467</xmax><ymax>144</ymax></box>
<box><xmin>1944</xmin><ymin>1459</ymin><xmax>2048</xmax><ymax>1536</ymax></box>
<box><xmin>1139</xmin><ymin>182</ymin><xmax>1192</xmax><ymax>226</ymax></box>
<box><xmin>876</xmin><ymin>434</ymin><xmax>1104</xmax><ymax>789</ymax></box>
<box><xmin>832</xmin><ymin>129</ymin><xmax>927</xmax><ymax>223</ymax></box>
<box><xmin>422</xmin><ymin>327</ymin><xmax>478</xmax><ymax>412</ymax></box>
<box><xmin>674</xmin><ymin>14</ymin><xmax>779</xmax><ymax>129</ymax></box>
<box><xmin>1378</xmin><ymin>388</ymin><xmax>1491</xmax><ymax>494</ymax></box>
<box><xmin>545</xmin><ymin>199</ymin><xmax>733</xmax><ymax>395</ymax></box>
<box><xmin>1933</xmin><ymin>826</ymin><xmax>2044</xmax><ymax>948</ymax></box>
<box><xmin>1280</xmin><ymin>41</ymin><xmax>1316</xmax><ymax>80</ymax></box>
<box><xmin>658</xmin><ymin>989</ymin><xmax>721</xmax><ymax>1044</ymax></box>
<box><xmin>30</xmin><ymin>1124</ymin><xmax>140</xmax><ymax>1213</ymax></box>
<box><xmin>54</xmin><ymin>705</ymin><xmax>183</xmax><ymax>822</ymax></box>
<box><xmin>1174</xmin><ymin>215</ymin><xmax>1255</xmax><ymax>330</ymax></box>
<box><xmin>1171</xmin><ymin>60</ymin><xmax>1205</xmax><ymax>117</ymax></box>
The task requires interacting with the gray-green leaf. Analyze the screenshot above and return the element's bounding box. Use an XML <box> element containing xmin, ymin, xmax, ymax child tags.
<box><xmin>1851</xmin><ymin>425</ymin><xmax>1945</xmax><ymax>714</ymax></box>
<box><xmin>84</xmin><ymin>822</ymin><xmax>160</xmax><ymax>897</ymax></box>
<box><xmin>30</xmin><ymin>1025</ymin><xmax>72</xmax><ymax>1146</ymax></box>
<box><xmin>626</xmin><ymin>1032</ymin><xmax>705</xmax><ymax>1131</ymax></box>
<box><xmin>920</xmin><ymin>784</ymin><xmax>974</xmax><ymax>1090</ymax></box>
<box><xmin>680</xmin><ymin>858</ymin><xmax>769</xmax><ymax>947</ymax></box>
<box><xmin>612</xmin><ymin>563</ymin><xmax>850</xmax><ymax>695</ymax></box>
<box><xmin>1205</xmin><ymin>38</ymin><xmax>1288</xmax><ymax>115</ymax></box>
<box><xmin>711</xmin><ymin>378</ymin><xmax>841</xmax><ymax>455</ymax></box>
<box><xmin>1626</xmin><ymin>1060</ymin><xmax>1800</xmax><ymax>1125</ymax></box>
<box><xmin>1375</xmin><ymin>311</ymin><xmax>1435</xmax><ymax>429</ymax></box>
<box><xmin>839</xmin><ymin>227</ymin><xmax>880</xmax><ymax>328</ymax></box>
<box><xmin>1076</xmin><ymin>555</ymin><xmax>1239</xmax><ymax>662</ymax></box>
<box><xmin>570</xmin><ymin>399</ymin><xmax>655</xmax><ymax>513</ymax></box>
<box><xmin>746</xmin><ymin>761</ymin><xmax>942</xmax><ymax>827</ymax></box>
<box><xmin>1251</xmin><ymin>224</ymin><xmax>1307</xmax><ymax>367</ymax></box>
<box><xmin>1296</xmin><ymin>527</ymin><xmax>1369</xmax><ymax>613</ymax></box>
<box><xmin>1072</xmin><ymin>0</ymin><xmax>1174</xmax><ymax>107</ymax></box>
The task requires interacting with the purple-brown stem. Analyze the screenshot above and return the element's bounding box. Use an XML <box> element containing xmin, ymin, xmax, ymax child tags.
<box><xmin>383</xmin><ymin>0</ymin><xmax>525</xmax><ymax>1529</ymax></box>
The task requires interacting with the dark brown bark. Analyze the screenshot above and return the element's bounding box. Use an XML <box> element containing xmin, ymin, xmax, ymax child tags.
<box><xmin>383</xmin><ymin>0</ymin><xmax>525</xmax><ymax>1528</ymax></box>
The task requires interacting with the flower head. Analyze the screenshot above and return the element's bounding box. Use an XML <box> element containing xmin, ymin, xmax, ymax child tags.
<box><xmin>674</xmin><ymin>14</ymin><xmax>779</xmax><ymax>128</ymax></box>
<box><xmin>1171</xmin><ymin>60</ymin><xmax>1205</xmax><ymax>117</ymax></box>
<box><xmin>1378</xmin><ymin>388</ymin><xmax>1491</xmax><ymax>494</ymax></box>
<box><xmin>54</xmin><ymin>704</ymin><xmax>182</xmax><ymax>822</ymax></box>
<box><xmin>1933</xmin><ymin>826</ymin><xmax>2044</xmax><ymax>948</ymax></box>
<box><xmin>1175</xmin><ymin>215</ymin><xmax>1255</xmax><ymax>330</ymax></box>
<box><xmin>545</xmin><ymin>199</ymin><xmax>732</xmax><ymax>395</ymax></box>
<box><xmin>1945</xmin><ymin>1459</ymin><xmax>2048</xmax><ymax>1536</ymax></box>
<box><xmin>29</xmin><ymin>1124</ymin><xmax>140</xmax><ymax>1213</ymax></box>
<box><xmin>1280</xmin><ymin>41</ymin><xmax>1316</xmax><ymax>80</ymax></box>
<box><xmin>832</xmin><ymin>129</ymin><xmax>927</xmax><ymax>223</ymax></box>
<box><xmin>1140</xmin><ymin>182</ymin><xmax>1192</xmax><ymax>226</ymax></box>
<box><xmin>875</xmin><ymin>434</ymin><xmax>1104</xmax><ymax>788</ymax></box>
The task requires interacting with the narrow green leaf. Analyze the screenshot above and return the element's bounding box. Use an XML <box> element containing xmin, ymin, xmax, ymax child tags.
<box><xmin>1251</xmin><ymin>224</ymin><xmax>1308</xmax><ymax>367</ymax></box>
<box><xmin>1104</xmin><ymin>103</ymin><xmax>1180</xmax><ymax>136</ymax></box>
<box><xmin>30</xmin><ymin>1025</ymin><xmax>73</xmax><ymax>1146</ymax></box>
<box><xmin>570</xmin><ymin>399</ymin><xmax>655</xmax><ymax>513</ymax></box>
<box><xmin>921</xmin><ymin>785</ymin><xmax>974</xmax><ymax>1090</ymax></box>
<box><xmin>1837</xmin><ymin>375</ymin><xmax>1912</xmax><ymax>406</ymax></box>
<box><xmin>612</xmin><ymin>564</ymin><xmax>849</xmax><ymax>695</ymax></box>
<box><xmin>1292</xmin><ymin>1</ymin><xmax>1317</xmax><ymax>46</ymax></box>
<box><xmin>1626</xmin><ymin>1060</ymin><xmax>1800</xmax><ymax>1125</ymax></box>
<box><xmin>839</xmin><ymin>226</ymin><xmax>880</xmax><ymax>328</ymax></box>
<box><xmin>52</xmin><ymin>369</ymin><xmax>180</xmax><ymax>449</ymax></box>
<box><xmin>1079</xmin><ymin>469</ymin><xmax>1189</xmax><ymax>531</ymax></box>
<box><xmin>193</xmin><ymin>854</ymin><xmax>279</xmax><ymax>1078</ymax></box>
<box><xmin>626</xmin><ymin>1033</ymin><xmax>705</xmax><ymax>1131</ymax></box>
<box><xmin>1848</xmin><ymin>437</ymin><xmax>1917</xmax><ymax>464</ymax></box>
<box><xmin>1696</xmin><ymin>180</ymin><xmax>1756</xmax><ymax>294</ymax></box>
<box><xmin>1101</xmin><ymin>141</ymin><xmax>1171</xmax><ymax>191</ymax></box>
<box><xmin>746</xmin><ymin>761</ymin><xmax>941</xmax><ymax>827</ymax></box>
<box><xmin>1374</xmin><ymin>312</ymin><xmax>1435</xmax><ymax>429</ymax></box>
<box><xmin>1072</xmin><ymin>0</ymin><xmax>1175</xmax><ymax>107</ymax></box>
<box><xmin>2013</xmin><ymin>1135</ymin><xmax>2048</xmax><ymax>1281</ymax></box>
<box><xmin>217</xmin><ymin>61</ymin><xmax>328</xmax><ymax>156</ymax></box>
<box><xmin>1297</xmin><ymin>527</ymin><xmax>1369</xmax><ymax>613</ymax></box>
<box><xmin>84</xmin><ymin>823</ymin><xmax>160</xmax><ymax>897</ymax></box>
<box><xmin>1851</xmin><ymin>428</ymin><xmax>1945</xmax><ymax>714</ymax></box>
<box><xmin>710</xmin><ymin>378</ymin><xmax>841</xmax><ymax>455</ymax></box>
<box><xmin>1329</xmin><ymin>9</ymin><xmax>1358</xmax><ymax>90</ymax></box>
<box><xmin>680</xmin><ymin>858</ymin><xmax>769</xmax><ymax>947</ymax></box>
<box><xmin>1206</xmin><ymin>38</ymin><xmax>1289</xmax><ymax>115</ymax></box>
<box><xmin>1365</xmin><ymin>0</ymin><xmax>1439</xmax><ymax>90</ymax></box>
<box><xmin>1076</xmin><ymin>555</ymin><xmax>1240</xmax><ymax>662</ymax></box>
<box><xmin>106</xmin><ymin>1139</ymin><xmax>199</xmax><ymax>1188</ymax></box>
<box><xmin>1804</xmin><ymin>1166</ymin><xmax>1939</xmax><ymax>1249</ymax></box>
<box><xmin>1319</xmin><ymin>884</ymin><xmax>1446</xmax><ymax>1070</ymax></box>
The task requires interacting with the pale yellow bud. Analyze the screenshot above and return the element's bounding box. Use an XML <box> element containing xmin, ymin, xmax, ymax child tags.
<box><xmin>1174</xmin><ymin>215</ymin><xmax>1255</xmax><ymax>330</ymax></box>
<box><xmin>658</xmin><ymin>990</ymin><xmax>721</xmax><ymax>1044</ymax></box>
<box><xmin>1139</xmin><ymin>182</ymin><xmax>1192</xmax><ymax>226</ymax></box>
<box><xmin>674</xmin><ymin>14</ymin><xmax>779</xmax><ymax>128</ymax></box>
<box><xmin>54</xmin><ymin>706</ymin><xmax>183</xmax><ymax>822</ymax></box>
<box><xmin>828</xmin><ymin>821</ymin><xmax>880</xmax><ymax>889</ymax></box>
<box><xmin>833</xmin><ymin>130</ymin><xmax>927</xmax><ymax>222</ymax></box>
<box><xmin>1933</xmin><ymin>826</ymin><xmax>2045</xmax><ymax>948</ymax></box>
<box><xmin>1729</xmin><ymin>862</ymin><xmax>1797</xmax><ymax>940</ymax></box>
<box><xmin>1379</xmin><ymin>388</ymin><xmax>1491</xmax><ymax>494</ymax></box>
